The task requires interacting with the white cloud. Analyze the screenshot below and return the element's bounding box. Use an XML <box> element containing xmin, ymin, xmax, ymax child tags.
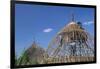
<box><xmin>83</xmin><ymin>21</ymin><xmax>94</xmax><ymax>25</ymax></box>
<box><xmin>43</xmin><ymin>28</ymin><xmax>53</xmax><ymax>33</ymax></box>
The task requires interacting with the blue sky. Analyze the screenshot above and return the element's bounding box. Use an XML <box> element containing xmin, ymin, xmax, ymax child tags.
<box><xmin>15</xmin><ymin>4</ymin><xmax>95</xmax><ymax>56</ymax></box>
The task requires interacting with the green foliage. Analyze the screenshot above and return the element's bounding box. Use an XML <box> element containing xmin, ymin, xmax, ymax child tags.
<box><xmin>15</xmin><ymin>41</ymin><xmax>46</xmax><ymax>65</ymax></box>
<box><xmin>15</xmin><ymin>49</ymin><xmax>40</xmax><ymax>66</ymax></box>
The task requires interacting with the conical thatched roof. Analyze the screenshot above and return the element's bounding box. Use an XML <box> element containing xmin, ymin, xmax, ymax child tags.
<box><xmin>47</xmin><ymin>21</ymin><xmax>94</xmax><ymax>58</ymax></box>
<box><xmin>60</xmin><ymin>22</ymin><xmax>81</xmax><ymax>32</ymax></box>
<box><xmin>25</xmin><ymin>42</ymin><xmax>46</xmax><ymax>64</ymax></box>
<box><xmin>58</xmin><ymin>21</ymin><xmax>88</xmax><ymax>42</ymax></box>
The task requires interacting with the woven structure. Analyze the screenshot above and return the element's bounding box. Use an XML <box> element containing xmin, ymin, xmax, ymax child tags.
<box><xmin>45</xmin><ymin>19</ymin><xmax>94</xmax><ymax>63</ymax></box>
